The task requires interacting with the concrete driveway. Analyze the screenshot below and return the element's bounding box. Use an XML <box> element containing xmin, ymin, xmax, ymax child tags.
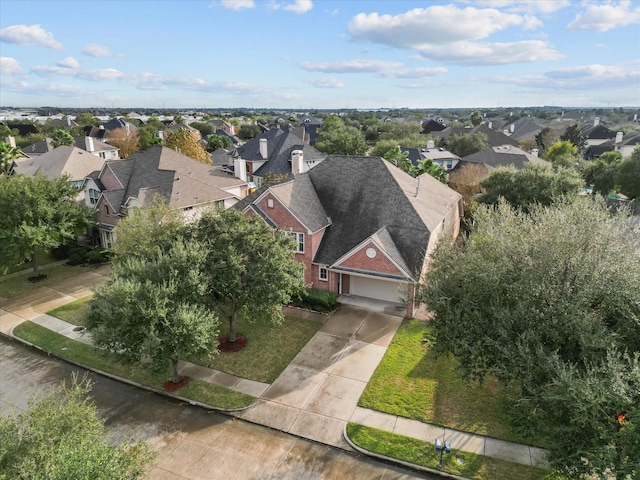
<box><xmin>238</xmin><ymin>305</ymin><xmax>403</xmax><ymax>450</ymax></box>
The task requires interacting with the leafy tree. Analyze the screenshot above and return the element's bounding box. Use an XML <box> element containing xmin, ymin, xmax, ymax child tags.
<box><xmin>618</xmin><ymin>146</ymin><xmax>640</xmax><ymax>200</ymax></box>
<box><xmin>238</xmin><ymin>124</ymin><xmax>261</xmax><ymax>140</ymax></box>
<box><xmin>190</xmin><ymin>121</ymin><xmax>214</xmax><ymax>138</ymax></box>
<box><xmin>0</xmin><ymin>175</ymin><xmax>94</xmax><ymax>277</ymax></box>
<box><xmin>382</xmin><ymin>145</ymin><xmax>408</xmax><ymax>167</ymax></box>
<box><xmin>584</xmin><ymin>151</ymin><xmax>623</xmax><ymax>196</ymax></box>
<box><xmin>377</xmin><ymin>121</ymin><xmax>421</xmax><ymax>142</ymax></box>
<box><xmin>207</xmin><ymin>134</ymin><xmax>232</xmax><ymax>152</ymax></box>
<box><xmin>479</xmin><ymin>163</ymin><xmax>583</xmax><ymax>211</ymax></box>
<box><xmin>534</xmin><ymin>127</ymin><xmax>559</xmax><ymax>157</ymax></box>
<box><xmin>370</xmin><ymin>134</ymin><xmax>432</xmax><ymax>157</ymax></box>
<box><xmin>196</xmin><ymin>208</ymin><xmax>305</xmax><ymax>343</ymax></box>
<box><xmin>470</xmin><ymin>111</ymin><xmax>483</xmax><ymax>126</ymax></box>
<box><xmin>51</xmin><ymin>129</ymin><xmax>74</xmax><ymax>148</ymax></box>
<box><xmin>106</xmin><ymin>127</ymin><xmax>140</xmax><ymax>158</ymax></box>
<box><xmin>560</xmin><ymin>123</ymin><xmax>588</xmax><ymax>152</ymax></box>
<box><xmin>88</xmin><ymin>239</ymin><xmax>220</xmax><ymax>383</ymax></box>
<box><xmin>421</xmin><ymin>198</ymin><xmax>640</xmax><ymax>477</ymax></box>
<box><xmin>545</xmin><ymin>140</ymin><xmax>582</xmax><ymax>168</ymax></box>
<box><xmin>172</xmin><ymin>114</ymin><xmax>185</xmax><ymax>124</ymax></box>
<box><xmin>0</xmin><ymin>375</ymin><xmax>153</xmax><ymax>479</ymax></box>
<box><xmin>74</xmin><ymin>112</ymin><xmax>101</xmax><ymax>127</ymax></box>
<box><xmin>409</xmin><ymin>158</ymin><xmax>448</xmax><ymax>183</ymax></box>
<box><xmin>0</xmin><ymin>141</ymin><xmax>22</xmax><ymax>175</ymax></box>
<box><xmin>448</xmin><ymin>162</ymin><xmax>487</xmax><ymax>215</ymax></box>
<box><xmin>165</xmin><ymin>128</ymin><xmax>209</xmax><ymax>164</ymax></box>
<box><xmin>315</xmin><ymin>116</ymin><xmax>367</xmax><ymax>155</ymax></box>
<box><xmin>262</xmin><ymin>172</ymin><xmax>290</xmax><ymax>184</ymax></box>
<box><xmin>443</xmin><ymin>133</ymin><xmax>488</xmax><ymax>157</ymax></box>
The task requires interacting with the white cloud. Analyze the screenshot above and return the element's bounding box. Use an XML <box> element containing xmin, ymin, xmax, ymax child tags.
<box><xmin>0</xmin><ymin>24</ymin><xmax>62</xmax><ymax>49</ymax></box>
<box><xmin>298</xmin><ymin>59</ymin><xmax>402</xmax><ymax>74</ymax></box>
<box><xmin>0</xmin><ymin>57</ymin><xmax>23</xmax><ymax>75</ymax></box>
<box><xmin>32</xmin><ymin>64</ymin><xmax>125</xmax><ymax>81</ymax></box>
<box><xmin>219</xmin><ymin>0</ymin><xmax>255</xmax><ymax>10</ymax></box>
<box><xmin>382</xmin><ymin>67</ymin><xmax>448</xmax><ymax>78</ymax></box>
<box><xmin>57</xmin><ymin>57</ymin><xmax>79</xmax><ymax>69</ymax></box>
<box><xmin>284</xmin><ymin>0</ymin><xmax>312</xmax><ymax>14</ymax></box>
<box><xmin>567</xmin><ymin>1</ymin><xmax>640</xmax><ymax>32</ymax></box>
<box><xmin>472</xmin><ymin>0</ymin><xmax>570</xmax><ymax>14</ymax></box>
<box><xmin>83</xmin><ymin>43</ymin><xmax>122</xmax><ymax>57</ymax></box>
<box><xmin>419</xmin><ymin>40</ymin><xmax>562</xmax><ymax>65</ymax></box>
<box><xmin>304</xmin><ymin>77</ymin><xmax>344</xmax><ymax>88</ymax></box>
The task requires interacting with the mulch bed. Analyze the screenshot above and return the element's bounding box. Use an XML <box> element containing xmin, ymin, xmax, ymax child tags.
<box><xmin>217</xmin><ymin>334</ymin><xmax>248</xmax><ymax>353</ymax></box>
<box><xmin>27</xmin><ymin>274</ymin><xmax>48</xmax><ymax>283</ymax></box>
<box><xmin>163</xmin><ymin>376</ymin><xmax>190</xmax><ymax>392</ymax></box>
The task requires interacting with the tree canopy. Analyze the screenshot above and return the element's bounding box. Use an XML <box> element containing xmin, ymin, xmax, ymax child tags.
<box><xmin>618</xmin><ymin>146</ymin><xmax>640</xmax><ymax>200</ymax></box>
<box><xmin>443</xmin><ymin>133</ymin><xmax>488</xmax><ymax>157</ymax></box>
<box><xmin>238</xmin><ymin>124</ymin><xmax>261</xmax><ymax>141</ymax></box>
<box><xmin>0</xmin><ymin>174</ymin><xmax>94</xmax><ymax>276</ymax></box>
<box><xmin>195</xmin><ymin>208</ymin><xmax>305</xmax><ymax>343</ymax></box>
<box><xmin>583</xmin><ymin>151</ymin><xmax>623</xmax><ymax>196</ymax></box>
<box><xmin>207</xmin><ymin>134</ymin><xmax>232</xmax><ymax>152</ymax></box>
<box><xmin>478</xmin><ymin>163</ymin><xmax>583</xmax><ymax>210</ymax></box>
<box><xmin>421</xmin><ymin>198</ymin><xmax>640</xmax><ymax>478</ymax></box>
<box><xmin>0</xmin><ymin>141</ymin><xmax>22</xmax><ymax>175</ymax></box>
<box><xmin>106</xmin><ymin>127</ymin><xmax>140</xmax><ymax>158</ymax></box>
<box><xmin>0</xmin><ymin>375</ymin><xmax>153</xmax><ymax>479</ymax></box>
<box><xmin>544</xmin><ymin>140</ymin><xmax>582</xmax><ymax>168</ymax></box>
<box><xmin>560</xmin><ymin>123</ymin><xmax>588</xmax><ymax>152</ymax></box>
<box><xmin>51</xmin><ymin>129</ymin><xmax>74</xmax><ymax>148</ymax></box>
<box><xmin>315</xmin><ymin>116</ymin><xmax>367</xmax><ymax>155</ymax></box>
<box><xmin>165</xmin><ymin>128</ymin><xmax>209</xmax><ymax>164</ymax></box>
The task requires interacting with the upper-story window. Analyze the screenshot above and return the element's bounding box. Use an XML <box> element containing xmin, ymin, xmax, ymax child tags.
<box><xmin>88</xmin><ymin>188</ymin><xmax>100</xmax><ymax>205</ymax></box>
<box><xmin>288</xmin><ymin>232</ymin><xmax>304</xmax><ymax>253</ymax></box>
<box><xmin>105</xmin><ymin>205</ymin><xmax>110</xmax><ymax>215</ymax></box>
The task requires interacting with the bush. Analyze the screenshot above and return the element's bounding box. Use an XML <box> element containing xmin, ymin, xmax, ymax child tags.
<box><xmin>51</xmin><ymin>242</ymin><xmax>76</xmax><ymax>260</ymax></box>
<box><xmin>67</xmin><ymin>253</ymin><xmax>85</xmax><ymax>265</ymax></box>
<box><xmin>86</xmin><ymin>247</ymin><xmax>110</xmax><ymax>264</ymax></box>
<box><xmin>291</xmin><ymin>288</ymin><xmax>338</xmax><ymax>313</ymax></box>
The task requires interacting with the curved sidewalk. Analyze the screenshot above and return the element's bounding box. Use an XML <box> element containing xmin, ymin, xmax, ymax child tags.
<box><xmin>0</xmin><ymin>266</ymin><xmax>548</xmax><ymax>472</ymax></box>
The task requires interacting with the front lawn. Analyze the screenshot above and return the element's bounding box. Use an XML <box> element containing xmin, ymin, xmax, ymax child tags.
<box><xmin>187</xmin><ymin>314</ymin><xmax>322</xmax><ymax>383</ymax></box>
<box><xmin>13</xmin><ymin>322</ymin><xmax>255</xmax><ymax>410</ymax></box>
<box><xmin>47</xmin><ymin>296</ymin><xmax>93</xmax><ymax>325</ymax></box>
<box><xmin>359</xmin><ymin>319</ymin><xmax>540</xmax><ymax>446</ymax></box>
<box><xmin>0</xmin><ymin>265</ymin><xmax>83</xmax><ymax>298</ymax></box>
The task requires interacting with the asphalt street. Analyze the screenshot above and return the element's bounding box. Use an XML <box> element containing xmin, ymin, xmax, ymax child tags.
<box><xmin>0</xmin><ymin>336</ymin><xmax>441</xmax><ymax>480</ymax></box>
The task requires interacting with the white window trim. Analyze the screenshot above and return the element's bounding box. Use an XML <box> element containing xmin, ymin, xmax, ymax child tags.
<box><xmin>319</xmin><ymin>267</ymin><xmax>328</xmax><ymax>281</ymax></box>
<box><xmin>288</xmin><ymin>232</ymin><xmax>304</xmax><ymax>253</ymax></box>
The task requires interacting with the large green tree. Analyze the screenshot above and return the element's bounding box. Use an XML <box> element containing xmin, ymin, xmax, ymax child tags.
<box><xmin>207</xmin><ymin>134</ymin><xmax>232</xmax><ymax>152</ymax></box>
<box><xmin>544</xmin><ymin>140</ymin><xmax>583</xmax><ymax>169</ymax></box>
<box><xmin>0</xmin><ymin>175</ymin><xmax>93</xmax><ymax>277</ymax></box>
<box><xmin>315</xmin><ymin>116</ymin><xmax>367</xmax><ymax>155</ymax></box>
<box><xmin>165</xmin><ymin>128</ymin><xmax>209</xmax><ymax>164</ymax></box>
<box><xmin>0</xmin><ymin>141</ymin><xmax>22</xmax><ymax>175</ymax></box>
<box><xmin>196</xmin><ymin>208</ymin><xmax>305</xmax><ymax>343</ymax></box>
<box><xmin>560</xmin><ymin>123</ymin><xmax>588</xmax><ymax>152</ymax></box>
<box><xmin>618</xmin><ymin>146</ymin><xmax>640</xmax><ymax>200</ymax></box>
<box><xmin>88</xmin><ymin>239</ymin><xmax>220</xmax><ymax>383</ymax></box>
<box><xmin>443</xmin><ymin>133</ymin><xmax>488</xmax><ymax>157</ymax></box>
<box><xmin>421</xmin><ymin>198</ymin><xmax>640</xmax><ymax>478</ymax></box>
<box><xmin>584</xmin><ymin>151</ymin><xmax>623</xmax><ymax>196</ymax></box>
<box><xmin>478</xmin><ymin>163</ymin><xmax>583</xmax><ymax>210</ymax></box>
<box><xmin>0</xmin><ymin>376</ymin><xmax>153</xmax><ymax>479</ymax></box>
<box><xmin>51</xmin><ymin>129</ymin><xmax>74</xmax><ymax>148</ymax></box>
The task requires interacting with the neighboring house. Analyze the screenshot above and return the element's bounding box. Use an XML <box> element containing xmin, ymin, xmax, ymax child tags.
<box><xmin>400</xmin><ymin>144</ymin><xmax>461</xmax><ymax>171</ymax></box>
<box><xmin>47</xmin><ymin>117</ymin><xmax>79</xmax><ymax>130</ymax></box>
<box><xmin>581</xmin><ymin>118</ymin><xmax>616</xmax><ymax>147</ymax></box>
<box><xmin>421</xmin><ymin>118</ymin><xmax>447</xmax><ymax>134</ymax></box>
<box><xmin>228</xmin><ymin>127</ymin><xmax>326</xmax><ymax>186</ymax></box>
<box><xmin>298</xmin><ymin>115</ymin><xmax>323</xmax><ymax>145</ymax></box>
<box><xmin>102</xmin><ymin>117</ymin><xmax>138</xmax><ymax>134</ymax></box>
<box><xmin>463</xmin><ymin>144</ymin><xmax>548</xmax><ymax>170</ymax></box>
<box><xmin>12</xmin><ymin>145</ymin><xmax>106</xmax><ymax>201</ymax></box>
<box><xmin>73</xmin><ymin>136</ymin><xmax>120</xmax><ymax>160</ymax></box>
<box><xmin>82</xmin><ymin>125</ymin><xmax>107</xmax><ymax>140</ymax></box>
<box><xmin>590</xmin><ymin>131</ymin><xmax>640</xmax><ymax>159</ymax></box>
<box><xmin>88</xmin><ymin>145</ymin><xmax>249</xmax><ymax>248</ymax></box>
<box><xmin>208</xmin><ymin>119</ymin><xmax>235</xmax><ymax>136</ymax></box>
<box><xmin>433</xmin><ymin>123</ymin><xmax>520</xmax><ymax>148</ymax></box>
<box><xmin>3</xmin><ymin>123</ymin><xmax>40</xmax><ymax>136</ymax></box>
<box><xmin>21</xmin><ymin>137</ymin><xmax>54</xmax><ymax>157</ymax></box>
<box><xmin>235</xmin><ymin>155</ymin><xmax>463</xmax><ymax>317</ymax></box>
<box><xmin>497</xmin><ymin>117</ymin><xmax>542</xmax><ymax>142</ymax></box>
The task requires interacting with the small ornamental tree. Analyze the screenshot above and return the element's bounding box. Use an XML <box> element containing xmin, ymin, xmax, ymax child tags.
<box><xmin>0</xmin><ymin>375</ymin><xmax>153</xmax><ymax>479</ymax></box>
<box><xmin>106</xmin><ymin>127</ymin><xmax>140</xmax><ymax>158</ymax></box>
<box><xmin>165</xmin><ymin>128</ymin><xmax>209</xmax><ymax>164</ymax></box>
<box><xmin>0</xmin><ymin>141</ymin><xmax>22</xmax><ymax>175</ymax></box>
<box><xmin>196</xmin><ymin>208</ymin><xmax>305</xmax><ymax>343</ymax></box>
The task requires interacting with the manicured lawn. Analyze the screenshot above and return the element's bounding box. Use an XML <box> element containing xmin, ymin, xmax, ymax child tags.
<box><xmin>13</xmin><ymin>322</ymin><xmax>255</xmax><ymax>410</ymax></box>
<box><xmin>0</xmin><ymin>265</ymin><xmax>82</xmax><ymax>298</ymax></box>
<box><xmin>188</xmin><ymin>314</ymin><xmax>322</xmax><ymax>383</ymax></box>
<box><xmin>359</xmin><ymin>319</ymin><xmax>540</xmax><ymax>446</ymax></box>
<box><xmin>0</xmin><ymin>249</ymin><xmax>57</xmax><ymax>276</ymax></box>
<box><xmin>346</xmin><ymin>424</ymin><xmax>557</xmax><ymax>480</ymax></box>
<box><xmin>47</xmin><ymin>295</ymin><xmax>93</xmax><ymax>325</ymax></box>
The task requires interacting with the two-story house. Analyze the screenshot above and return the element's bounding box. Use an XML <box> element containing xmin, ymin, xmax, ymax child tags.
<box><xmin>235</xmin><ymin>155</ymin><xmax>463</xmax><ymax>318</ymax></box>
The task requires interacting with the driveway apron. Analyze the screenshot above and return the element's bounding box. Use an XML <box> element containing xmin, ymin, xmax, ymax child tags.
<box><xmin>238</xmin><ymin>305</ymin><xmax>403</xmax><ymax>450</ymax></box>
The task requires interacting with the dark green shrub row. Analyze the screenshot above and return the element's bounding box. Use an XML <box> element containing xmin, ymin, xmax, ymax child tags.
<box><xmin>291</xmin><ymin>288</ymin><xmax>338</xmax><ymax>313</ymax></box>
<box><xmin>67</xmin><ymin>246</ymin><xmax>111</xmax><ymax>265</ymax></box>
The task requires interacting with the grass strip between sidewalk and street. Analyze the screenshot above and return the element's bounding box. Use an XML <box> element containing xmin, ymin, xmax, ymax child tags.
<box><xmin>46</xmin><ymin>295</ymin><xmax>93</xmax><ymax>325</ymax></box>
<box><xmin>346</xmin><ymin>424</ymin><xmax>559</xmax><ymax>480</ymax></box>
<box><xmin>13</xmin><ymin>321</ymin><xmax>255</xmax><ymax>410</ymax></box>
<box><xmin>359</xmin><ymin>319</ymin><xmax>542</xmax><ymax>446</ymax></box>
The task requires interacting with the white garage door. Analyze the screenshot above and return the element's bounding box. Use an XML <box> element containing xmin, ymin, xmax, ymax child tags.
<box><xmin>349</xmin><ymin>276</ymin><xmax>403</xmax><ymax>303</ymax></box>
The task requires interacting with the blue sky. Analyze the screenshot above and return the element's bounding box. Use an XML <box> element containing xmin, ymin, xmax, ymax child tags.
<box><xmin>1</xmin><ymin>0</ymin><xmax>639</xmax><ymax>109</ymax></box>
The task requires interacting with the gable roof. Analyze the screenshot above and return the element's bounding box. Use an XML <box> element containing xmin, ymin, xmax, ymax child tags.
<box><xmin>12</xmin><ymin>146</ymin><xmax>105</xmax><ymax>181</ymax></box>
<box><xmin>463</xmin><ymin>145</ymin><xmax>547</xmax><ymax>169</ymax></box>
<box><xmin>21</xmin><ymin>137</ymin><xmax>54</xmax><ymax>157</ymax></box>
<box><xmin>581</xmin><ymin>123</ymin><xmax>616</xmax><ymax>140</ymax></box>
<box><xmin>99</xmin><ymin>145</ymin><xmax>247</xmax><ymax>213</ymax></box>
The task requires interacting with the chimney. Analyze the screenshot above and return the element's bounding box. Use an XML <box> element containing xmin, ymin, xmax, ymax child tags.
<box><xmin>509</xmin><ymin>124</ymin><xmax>515</xmax><ymax>133</ymax></box>
<box><xmin>291</xmin><ymin>150</ymin><xmax>304</xmax><ymax>174</ymax></box>
<box><xmin>531</xmin><ymin>148</ymin><xmax>539</xmax><ymax>157</ymax></box>
<box><xmin>67</xmin><ymin>116</ymin><xmax>71</xmax><ymax>127</ymax></box>
<box><xmin>616</xmin><ymin>131</ymin><xmax>623</xmax><ymax>144</ymax></box>
<box><xmin>488</xmin><ymin>121</ymin><xmax>492</xmax><ymax>129</ymax></box>
<box><xmin>426</xmin><ymin>140</ymin><xmax>435</xmax><ymax>149</ymax></box>
<box><xmin>594</xmin><ymin>117</ymin><xmax>600</xmax><ymax>126</ymax></box>
<box><xmin>85</xmin><ymin>136</ymin><xmax>94</xmax><ymax>152</ymax></box>
<box><xmin>259</xmin><ymin>138</ymin><xmax>268</xmax><ymax>159</ymax></box>
<box><xmin>5</xmin><ymin>136</ymin><xmax>16</xmax><ymax>148</ymax></box>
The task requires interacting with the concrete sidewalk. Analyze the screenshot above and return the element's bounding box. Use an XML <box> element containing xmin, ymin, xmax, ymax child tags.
<box><xmin>0</xmin><ymin>267</ymin><xmax>548</xmax><ymax>471</ymax></box>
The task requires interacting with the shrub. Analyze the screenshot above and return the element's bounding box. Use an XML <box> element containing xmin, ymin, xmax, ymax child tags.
<box><xmin>67</xmin><ymin>253</ymin><xmax>85</xmax><ymax>265</ymax></box>
<box><xmin>291</xmin><ymin>288</ymin><xmax>338</xmax><ymax>313</ymax></box>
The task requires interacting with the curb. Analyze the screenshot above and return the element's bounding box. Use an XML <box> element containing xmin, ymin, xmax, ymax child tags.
<box><xmin>342</xmin><ymin>424</ymin><xmax>469</xmax><ymax>480</ymax></box>
<box><xmin>0</xmin><ymin>329</ymin><xmax>256</xmax><ymax>415</ymax></box>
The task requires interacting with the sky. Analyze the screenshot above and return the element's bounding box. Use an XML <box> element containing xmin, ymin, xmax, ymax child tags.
<box><xmin>0</xmin><ymin>0</ymin><xmax>639</xmax><ymax>110</ymax></box>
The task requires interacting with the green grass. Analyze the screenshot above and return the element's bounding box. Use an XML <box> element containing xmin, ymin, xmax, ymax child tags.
<box><xmin>0</xmin><ymin>249</ymin><xmax>57</xmax><ymax>276</ymax></box>
<box><xmin>188</xmin><ymin>314</ymin><xmax>322</xmax><ymax>383</ymax></box>
<box><xmin>13</xmin><ymin>322</ymin><xmax>255</xmax><ymax>410</ymax></box>
<box><xmin>346</xmin><ymin>424</ymin><xmax>558</xmax><ymax>480</ymax></box>
<box><xmin>0</xmin><ymin>265</ymin><xmax>83</xmax><ymax>298</ymax></box>
<box><xmin>47</xmin><ymin>295</ymin><xmax>93</xmax><ymax>325</ymax></box>
<box><xmin>359</xmin><ymin>319</ymin><xmax>540</xmax><ymax>446</ymax></box>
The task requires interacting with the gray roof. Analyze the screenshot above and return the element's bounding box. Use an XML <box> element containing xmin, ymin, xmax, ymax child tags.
<box><xmin>21</xmin><ymin>138</ymin><xmax>54</xmax><ymax>157</ymax></box>
<box><xmin>13</xmin><ymin>146</ymin><xmax>106</xmax><ymax>182</ymax></box>
<box><xmin>99</xmin><ymin>145</ymin><xmax>247</xmax><ymax>213</ymax></box>
<box><xmin>463</xmin><ymin>145</ymin><xmax>548</xmax><ymax>169</ymax></box>
<box><xmin>581</xmin><ymin>124</ymin><xmax>616</xmax><ymax>140</ymax></box>
<box><xmin>268</xmin><ymin>175</ymin><xmax>329</xmax><ymax>233</ymax></box>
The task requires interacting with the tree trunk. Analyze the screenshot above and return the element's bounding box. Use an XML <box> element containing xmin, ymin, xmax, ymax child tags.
<box><xmin>228</xmin><ymin>310</ymin><xmax>237</xmax><ymax>343</ymax></box>
<box><xmin>170</xmin><ymin>357</ymin><xmax>180</xmax><ymax>384</ymax></box>
<box><xmin>31</xmin><ymin>250</ymin><xmax>39</xmax><ymax>276</ymax></box>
